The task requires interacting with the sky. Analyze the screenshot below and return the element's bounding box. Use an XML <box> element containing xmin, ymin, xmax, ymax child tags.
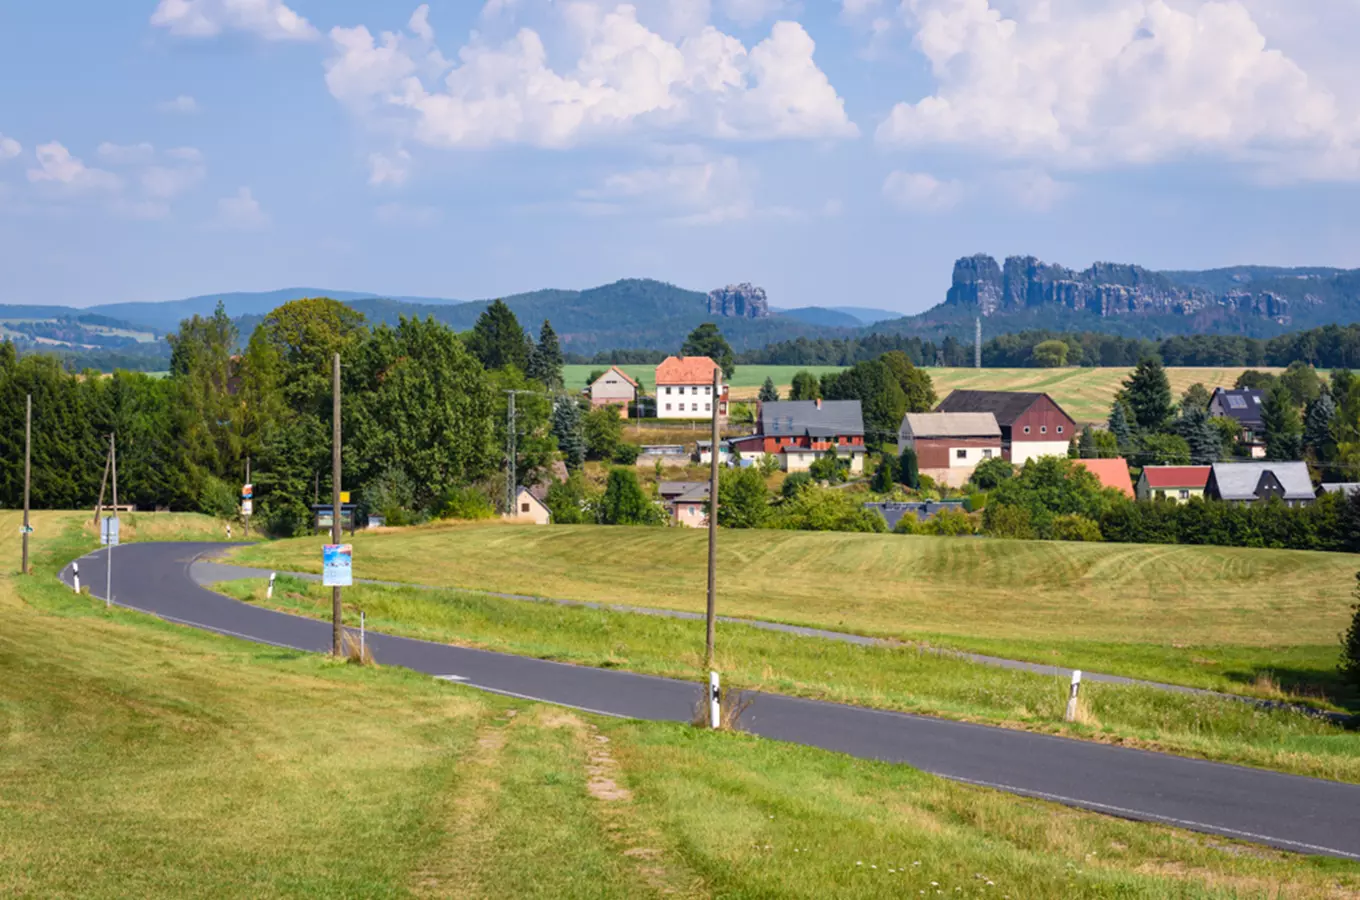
<box><xmin>2</xmin><ymin>0</ymin><xmax>1360</xmax><ymax>313</ymax></box>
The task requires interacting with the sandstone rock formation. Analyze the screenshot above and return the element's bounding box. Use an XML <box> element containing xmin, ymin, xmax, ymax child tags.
<box><xmin>707</xmin><ymin>284</ymin><xmax>770</xmax><ymax>319</ymax></box>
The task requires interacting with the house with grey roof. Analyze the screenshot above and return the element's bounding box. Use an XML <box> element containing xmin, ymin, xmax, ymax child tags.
<box><xmin>659</xmin><ymin>481</ymin><xmax>710</xmax><ymax>527</ymax></box>
<box><xmin>729</xmin><ymin>399</ymin><xmax>866</xmax><ymax>474</ymax></box>
<box><xmin>1208</xmin><ymin>388</ymin><xmax>1266</xmax><ymax>458</ymax></box>
<box><xmin>1205</xmin><ymin>462</ymin><xmax>1314</xmax><ymax>506</ymax></box>
<box><xmin>897</xmin><ymin>412</ymin><xmax>1002</xmax><ymax>488</ymax></box>
<box><xmin>934</xmin><ymin>390</ymin><xmax>1075</xmax><ymax>465</ymax></box>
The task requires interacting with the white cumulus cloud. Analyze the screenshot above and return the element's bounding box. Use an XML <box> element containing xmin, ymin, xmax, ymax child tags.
<box><xmin>157</xmin><ymin>95</ymin><xmax>200</xmax><ymax>114</ymax></box>
<box><xmin>325</xmin><ymin>4</ymin><xmax>857</xmax><ymax>151</ymax></box>
<box><xmin>368</xmin><ymin>150</ymin><xmax>412</xmax><ymax>186</ymax></box>
<box><xmin>882</xmin><ymin>170</ymin><xmax>964</xmax><ymax>212</ymax></box>
<box><xmin>216</xmin><ymin>187</ymin><xmax>270</xmax><ymax>229</ymax></box>
<box><xmin>27</xmin><ymin>143</ymin><xmax>122</xmax><ymax>192</ymax></box>
<box><xmin>151</xmin><ymin>0</ymin><xmax>318</xmax><ymax>41</ymax></box>
<box><xmin>877</xmin><ymin>0</ymin><xmax>1360</xmax><ymax>181</ymax></box>
<box><xmin>0</xmin><ymin>134</ymin><xmax>20</xmax><ymax>161</ymax></box>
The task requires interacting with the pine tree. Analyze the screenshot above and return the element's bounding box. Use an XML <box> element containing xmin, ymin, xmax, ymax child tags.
<box><xmin>467</xmin><ymin>299</ymin><xmax>530</xmax><ymax>372</ymax></box>
<box><xmin>1262</xmin><ymin>381</ymin><xmax>1304</xmax><ymax>461</ymax></box>
<box><xmin>758</xmin><ymin>377</ymin><xmax>779</xmax><ymax>402</ymax></box>
<box><xmin>898</xmin><ymin>446</ymin><xmax>920</xmax><ymax>489</ymax></box>
<box><xmin>872</xmin><ymin>453</ymin><xmax>899</xmax><ymax>492</ymax></box>
<box><xmin>1107</xmin><ymin>401</ymin><xmax>1134</xmax><ymax>451</ymax></box>
<box><xmin>1340</xmin><ymin>573</ymin><xmax>1360</xmax><ymax>689</ymax></box>
<box><xmin>528</xmin><ymin>320</ymin><xmax>564</xmax><ymax>389</ymax></box>
<box><xmin>552</xmin><ymin>397</ymin><xmax>586</xmax><ymax>470</ymax></box>
<box><xmin>680</xmin><ymin>323</ymin><xmax>735</xmax><ymax>378</ymax></box>
<box><xmin>1304</xmin><ymin>388</ymin><xmax>1337</xmax><ymax>463</ymax></box>
<box><xmin>1121</xmin><ymin>358</ymin><xmax>1175</xmax><ymax>433</ymax></box>
<box><xmin>1176</xmin><ymin>404</ymin><xmax>1221</xmax><ymax>465</ymax></box>
<box><xmin>1078</xmin><ymin>426</ymin><xmax>1098</xmax><ymax>459</ymax></box>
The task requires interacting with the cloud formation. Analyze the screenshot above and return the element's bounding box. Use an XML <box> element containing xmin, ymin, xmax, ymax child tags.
<box><xmin>216</xmin><ymin>187</ymin><xmax>270</xmax><ymax>228</ymax></box>
<box><xmin>877</xmin><ymin>0</ymin><xmax>1360</xmax><ymax>181</ymax></box>
<box><xmin>151</xmin><ymin>0</ymin><xmax>318</xmax><ymax>41</ymax></box>
<box><xmin>157</xmin><ymin>95</ymin><xmax>200</xmax><ymax>114</ymax></box>
<box><xmin>325</xmin><ymin>4</ymin><xmax>857</xmax><ymax>150</ymax></box>
<box><xmin>0</xmin><ymin>134</ymin><xmax>20</xmax><ymax>162</ymax></box>
<box><xmin>27</xmin><ymin>143</ymin><xmax>122</xmax><ymax>192</ymax></box>
<box><xmin>882</xmin><ymin>170</ymin><xmax>963</xmax><ymax>212</ymax></box>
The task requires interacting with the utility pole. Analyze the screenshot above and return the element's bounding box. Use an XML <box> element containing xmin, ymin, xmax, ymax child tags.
<box><xmin>705</xmin><ymin>366</ymin><xmax>720</xmax><ymax>671</ymax></box>
<box><xmin>21</xmin><ymin>394</ymin><xmax>31</xmax><ymax>575</ymax></box>
<box><xmin>93</xmin><ymin>443</ymin><xmax>111</xmax><ymax>526</ymax></box>
<box><xmin>243</xmin><ymin>456</ymin><xmax>251</xmax><ymax>538</ymax></box>
<box><xmin>331</xmin><ymin>352</ymin><xmax>343</xmax><ymax>657</ymax></box>
<box><xmin>975</xmin><ymin>317</ymin><xmax>982</xmax><ymax>369</ymax></box>
<box><xmin>106</xmin><ymin>434</ymin><xmax>117</xmax><ymax>607</ymax></box>
<box><xmin>503</xmin><ymin>390</ymin><xmax>537</xmax><ymax>514</ymax></box>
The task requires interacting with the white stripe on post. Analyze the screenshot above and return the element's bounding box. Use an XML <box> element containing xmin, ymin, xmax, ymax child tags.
<box><xmin>709</xmin><ymin>671</ymin><xmax>721</xmax><ymax>729</ymax></box>
<box><xmin>72</xmin><ymin>562</ymin><xmax>80</xmax><ymax>594</ymax></box>
<box><xmin>267</xmin><ymin>572</ymin><xmax>276</xmax><ymax>599</ymax></box>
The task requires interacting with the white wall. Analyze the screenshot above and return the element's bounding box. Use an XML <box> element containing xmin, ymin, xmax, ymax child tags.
<box><xmin>1010</xmin><ymin>441</ymin><xmax>1071</xmax><ymax>466</ymax></box>
<box><xmin>591</xmin><ymin>374</ymin><xmax>635</xmax><ymax>403</ymax></box>
<box><xmin>657</xmin><ymin>383</ymin><xmax>715</xmax><ymax>419</ymax></box>
<box><xmin>782</xmin><ymin>449</ymin><xmax>865</xmax><ymax>474</ymax></box>
<box><xmin>948</xmin><ymin>445</ymin><xmax>1001</xmax><ymax>468</ymax></box>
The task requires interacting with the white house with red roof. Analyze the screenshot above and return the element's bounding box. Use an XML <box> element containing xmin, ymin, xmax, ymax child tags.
<box><xmin>655</xmin><ymin>356</ymin><xmax>728</xmax><ymax>420</ymax></box>
<box><xmin>1135</xmin><ymin>466</ymin><xmax>1211</xmax><ymax>503</ymax></box>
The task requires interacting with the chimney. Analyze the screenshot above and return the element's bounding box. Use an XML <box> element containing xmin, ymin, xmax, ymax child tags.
<box><xmin>815</xmin><ymin>398</ymin><xmax>822</xmax><ymax>410</ymax></box>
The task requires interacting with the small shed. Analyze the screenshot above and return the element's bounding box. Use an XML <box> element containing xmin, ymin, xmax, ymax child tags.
<box><xmin>504</xmin><ymin>487</ymin><xmax>552</xmax><ymax>525</ymax></box>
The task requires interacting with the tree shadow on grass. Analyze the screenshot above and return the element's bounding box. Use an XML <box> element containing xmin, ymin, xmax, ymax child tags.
<box><xmin>1221</xmin><ymin>664</ymin><xmax>1360</xmax><ymax>719</ymax></box>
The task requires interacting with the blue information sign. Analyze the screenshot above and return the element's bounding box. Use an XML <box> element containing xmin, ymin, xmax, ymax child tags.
<box><xmin>323</xmin><ymin>543</ymin><xmax>353</xmax><ymax>587</ymax></box>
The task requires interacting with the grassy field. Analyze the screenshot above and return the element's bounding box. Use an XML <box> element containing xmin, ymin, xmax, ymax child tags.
<box><xmin>230</xmin><ymin>523</ymin><xmax>1360</xmax><ymax>707</ymax></box>
<box><xmin>8</xmin><ymin>515</ymin><xmax>1358</xmax><ymax>895</ymax></box>
<box><xmin>219</xmin><ymin>574</ymin><xmax>1360</xmax><ymax>782</ymax></box>
<box><xmin>567</xmin><ymin>364</ymin><xmax>1273</xmax><ymax>420</ymax></box>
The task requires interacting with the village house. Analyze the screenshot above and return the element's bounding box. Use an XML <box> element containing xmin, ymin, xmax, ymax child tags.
<box><xmin>1136</xmin><ymin>466</ymin><xmax>1212</xmax><ymax>502</ymax></box>
<box><xmin>658</xmin><ymin>481</ymin><xmax>710</xmax><ymax>527</ymax></box>
<box><xmin>655</xmin><ymin>357</ymin><xmax>728</xmax><ymax>421</ymax></box>
<box><xmin>503</xmin><ymin>486</ymin><xmax>552</xmax><ymax>526</ymax></box>
<box><xmin>587</xmin><ymin>366</ymin><xmax>638</xmax><ymax>418</ymax></box>
<box><xmin>933</xmin><ymin>390</ymin><xmax>1076</xmax><ymax>465</ymax></box>
<box><xmin>1208</xmin><ymin>388</ymin><xmax>1266</xmax><ymax>458</ymax></box>
<box><xmin>1074</xmin><ymin>458</ymin><xmax>1135</xmax><ymax>498</ymax></box>
<box><xmin>1205</xmin><ymin>461</ymin><xmax>1314</xmax><ymax>506</ymax></box>
<box><xmin>896</xmin><ymin>412</ymin><xmax>1002</xmax><ymax>488</ymax></box>
<box><xmin>729</xmin><ymin>399</ymin><xmax>866</xmax><ymax>473</ymax></box>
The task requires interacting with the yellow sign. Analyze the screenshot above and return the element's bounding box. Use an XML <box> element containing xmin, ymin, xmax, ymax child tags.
<box><xmin>340</xmin><ymin>491</ymin><xmax>351</xmax><ymax>504</ymax></box>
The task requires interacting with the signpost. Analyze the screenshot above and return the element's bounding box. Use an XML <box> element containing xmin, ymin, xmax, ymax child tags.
<box><xmin>101</xmin><ymin>515</ymin><xmax>119</xmax><ymax>609</ymax></box>
<box><xmin>242</xmin><ymin>483</ymin><xmax>253</xmax><ymax>520</ymax></box>
<box><xmin>323</xmin><ymin>543</ymin><xmax>353</xmax><ymax>588</ymax></box>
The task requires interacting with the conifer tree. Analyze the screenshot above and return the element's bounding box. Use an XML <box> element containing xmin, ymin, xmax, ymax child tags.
<box><xmin>528</xmin><ymin>320</ymin><xmax>564</xmax><ymax>389</ymax></box>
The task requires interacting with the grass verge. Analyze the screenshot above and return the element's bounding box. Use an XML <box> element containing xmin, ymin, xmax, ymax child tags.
<box><xmin>218</xmin><ymin>576</ymin><xmax>1360</xmax><ymax>784</ymax></box>
<box><xmin>3</xmin><ymin>512</ymin><xmax>1360</xmax><ymax>895</ymax></box>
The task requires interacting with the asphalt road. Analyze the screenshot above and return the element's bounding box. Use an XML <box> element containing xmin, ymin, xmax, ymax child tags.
<box><xmin>66</xmin><ymin>541</ymin><xmax>1360</xmax><ymax>860</ymax></box>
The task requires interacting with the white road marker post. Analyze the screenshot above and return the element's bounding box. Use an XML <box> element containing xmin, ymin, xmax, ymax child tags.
<box><xmin>72</xmin><ymin>562</ymin><xmax>80</xmax><ymax>594</ymax></box>
<box><xmin>360</xmin><ymin>611</ymin><xmax>366</xmax><ymax>661</ymax></box>
<box><xmin>267</xmin><ymin>572</ymin><xmax>276</xmax><ymax>599</ymax></box>
<box><xmin>709</xmin><ymin>671</ymin><xmax>721</xmax><ymax>730</ymax></box>
<box><xmin>1065</xmin><ymin>670</ymin><xmax>1083</xmax><ymax>723</ymax></box>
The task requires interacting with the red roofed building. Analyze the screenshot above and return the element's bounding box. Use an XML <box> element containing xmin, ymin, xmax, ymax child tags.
<box><xmin>655</xmin><ymin>356</ymin><xmax>728</xmax><ymax>420</ymax></box>
<box><xmin>1135</xmin><ymin>466</ymin><xmax>1211</xmax><ymax>503</ymax></box>
<box><xmin>1074</xmin><ymin>458</ymin><xmax>1135</xmax><ymax>498</ymax></box>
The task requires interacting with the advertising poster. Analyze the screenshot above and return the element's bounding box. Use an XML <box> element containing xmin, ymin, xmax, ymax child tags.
<box><xmin>322</xmin><ymin>543</ymin><xmax>353</xmax><ymax>587</ymax></box>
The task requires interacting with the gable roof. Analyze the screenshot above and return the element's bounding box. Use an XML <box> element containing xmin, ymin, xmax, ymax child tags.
<box><xmin>900</xmin><ymin>412</ymin><xmax>1000</xmax><ymax>440</ymax></box>
<box><xmin>1209</xmin><ymin>462</ymin><xmax>1313</xmax><ymax>501</ymax></box>
<box><xmin>659</xmin><ymin>481</ymin><xmax>707</xmax><ymax>500</ymax></box>
<box><xmin>1210</xmin><ymin>388</ymin><xmax>1265</xmax><ymax>427</ymax></box>
<box><xmin>655</xmin><ymin>356</ymin><xmax>720</xmax><ymax>386</ymax></box>
<box><xmin>595</xmin><ymin>365</ymin><xmax>638</xmax><ymax>388</ymax></box>
<box><xmin>1074</xmin><ymin>458</ymin><xmax>1135</xmax><ymax>497</ymax></box>
<box><xmin>864</xmin><ymin>501</ymin><xmax>968</xmax><ymax>531</ymax></box>
<box><xmin>758</xmin><ymin>400</ymin><xmax>864</xmax><ymax>438</ymax></box>
<box><xmin>1140</xmin><ymin>466</ymin><xmax>1211</xmax><ymax>490</ymax></box>
<box><xmin>513</xmin><ymin>486</ymin><xmax>551</xmax><ymax>514</ymax></box>
<box><xmin>935</xmin><ymin>390</ymin><xmax>1073</xmax><ymax>428</ymax></box>
<box><xmin>1321</xmin><ymin>483</ymin><xmax>1360</xmax><ymax>497</ymax></box>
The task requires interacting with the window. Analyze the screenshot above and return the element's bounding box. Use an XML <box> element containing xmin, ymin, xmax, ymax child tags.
<box><xmin>1179</xmin><ymin>490</ymin><xmax>1190</xmax><ymax>500</ymax></box>
<box><xmin>1040</xmin><ymin>426</ymin><xmax>1047</xmax><ymax>434</ymax></box>
<box><xmin>705</xmin><ymin>403</ymin><xmax>711</xmax><ymax>411</ymax></box>
<box><xmin>665</xmin><ymin>387</ymin><xmax>672</xmax><ymax>395</ymax></box>
<box><xmin>1057</xmin><ymin>426</ymin><xmax>1064</xmax><ymax>434</ymax></box>
<box><xmin>956</xmin><ymin>449</ymin><xmax>967</xmax><ymax>460</ymax></box>
<box><xmin>665</xmin><ymin>404</ymin><xmax>672</xmax><ymax>411</ymax></box>
<box><xmin>520</xmin><ymin>503</ymin><xmax>531</xmax><ymax>513</ymax></box>
<box><xmin>1023</xmin><ymin>426</ymin><xmax>1031</xmax><ymax>434</ymax></box>
<box><xmin>983</xmin><ymin>449</ymin><xmax>993</xmax><ymax>459</ymax></box>
<box><xmin>692</xmin><ymin>386</ymin><xmax>699</xmax><ymax>395</ymax></box>
<box><xmin>1227</xmin><ymin>395</ymin><xmax>1248</xmax><ymax>409</ymax></box>
<box><xmin>704</xmin><ymin>386</ymin><xmax>711</xmax><ymax>395</ymax></box>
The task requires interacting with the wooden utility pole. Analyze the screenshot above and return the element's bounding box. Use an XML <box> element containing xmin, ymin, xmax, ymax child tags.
<box><xmin>21</xmin><ymin>394</ymin><xmax>31</xmax><ymax>575</ymax></box>
<box><xmin>92</xmin><ymin>443</ymin><xmax>111</xmax><ymax>526</ymax></box>
<box><xmin>705</xmin><ymin>367</ymin><xmax>720</xmax><ymax>670</ymax></box>
<box><xmin>331</xmin><ymin>352</ymin><xmax>343</xmax><ymax>656</ymax></box>
<box><xmin>106</xmin><ymin>434</ymin><xmax>117</xmax><ymax>607</ymax></box>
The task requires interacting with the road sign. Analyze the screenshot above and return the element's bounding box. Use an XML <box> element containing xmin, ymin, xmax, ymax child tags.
<box><xmin>241</xmin><ymin>483</ymin><xmax>254</xmax><ymax>500</ymax></box>
<box><xmin>339</xmin><ymin>491</ymin><xmax>351</xmax><ymax>504</ymax></box>
<box><xmin>323</xmin><ymin>543</ymin><xmax>353</xmax><ymax>587</ymax></box>
<box><xmin>19</xmin><ymin>525</ymin><xmax>34</xmax><ymax>535</ymax></box>
<box><xmin>100</xmin><ymin>517</ymin><xmax>120</xmax><ymax>547</ymax></box>
<box><xmin>241</xmin><ymin>499</ymin><xmax>253</xmax><ymax>516</ymax></box>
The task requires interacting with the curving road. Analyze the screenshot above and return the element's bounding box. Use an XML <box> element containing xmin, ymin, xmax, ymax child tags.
<box><xmin>65</xmin><ymin>542</ymin><xmax>1360</xmax><ymax>860</ymax></box>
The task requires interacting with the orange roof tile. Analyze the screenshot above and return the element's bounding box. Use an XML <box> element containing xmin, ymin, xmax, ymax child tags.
<box><xmin>1075</xmin><ymin>458</ymin><xmax>1135</xmax><ymax>498</ymax></box>
<box><xmin>1142</xmin><ymin>466</ymin><xmax>1211</xmax><ymax>489</ymax></box>
<box><xmin>655</xmin><ymin>356</ymin><xmax>720</xmax><ymax>386</ymax></box>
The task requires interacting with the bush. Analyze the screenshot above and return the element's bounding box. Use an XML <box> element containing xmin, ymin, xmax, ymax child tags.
<box><xmin>964</xmin><ymin>492</ymin><xmax>987</xmax><ymax>512</ymax></box>
<box><xmin>923</xmin><ymin>508</ymin><xmax>977</xmax><ymax>536</ymax></box>
<box><xmin>718</xmin><ymin>467</ymin><xmax>769</xmax><ymax>528</ymax></box>
<box><xmin>438</xmin><ymin>486</ymin><xmax>496</xmax><ymax>521</ymax></box>
<box><xmin>1342</xmin><ymin>575</ymin><xmax>1360</xmax><ymax>689</ymax></box>
<box><xmin>598</xmin><ymin>468</ymin><xmax>665</xmax><ymax>526</ymax></box>
<box><xmin>768</xmin><ymin>485</ymin><xmax>886</xmax><ymax>533</ymax></box>
<box><xmin>893</xmin><ymin>515</ymin><xmax>919</xmax><ymax>535</ymax></box>
<box><xmin>613</xmin><ymin>443</ymin><xmax>642</xmax><ymax>465</ymax></box>
<box><xmin>983</xmin><ymin>504</ymin><xmax>1035</xmax><ymax>539</ymax></box>
<box><xmin>759</xmin><ymin>454</ymin><xmax>781</xmax><ymax>477</ymax></box>
<box><xmin>262</xmin><ymin>496</ymin><xmax>311</xmax><ymax>538</ymax></box>
<box><xmin>545</xmin><ymin>474</ymin><xmax>594</xmax><ymax>525</ymax></box>
<box><xmin>781</xmin><ymin>471</ymin><xmax>813</xmax><ymax>498</ymax></box>
<box><xmin>364</xmin><ymin>466</ymin><xmax>418</xmax><ymax>524</ymax></box>
<box><xmin>1051</xmin><ymin>514</ymin><xmax>1103</xmax><ymax>542</ymax></box>
<box><xmin>969</xmin><ymin>457</ymin><xmax>1015</xmax><ymax>490</ymax></box>
<box><xmin>197</xmin><ymin>475</ymin><xmax>239</xmax><ymax>520</ymax></box>
<box><xmin>808</xmin><ymin>456</ymin><xmax>843</xmax><ymax>484</ymax></box>
<box><xmin>583</xmin><ymin>405</ymin><xmax>625</xmax><ymax>461</ymax></box>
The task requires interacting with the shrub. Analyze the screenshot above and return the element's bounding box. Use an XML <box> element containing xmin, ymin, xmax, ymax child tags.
<box><xmin>893</xmin><ymin>515</ymin><xmax>919</xmax><ymax>535</ymax></box>
<box><xmin>1051</xmin><ymin>514</ymin><xmax>1103</xmax><ymax>542</ymax></box>
<box><xmin>768</xmin><ymin>485</ymin><xmax>886</xmax><ymax>533</ymax></box>
<box><xmin>598</xmin><ymin>468</ymin><xmax>665</xmax><ymax>526</ymax></box>
<box><xmin>613</xmin><ymin>443</ymin><xmax>642</xmax><ymax>465</ymax></box>
<box><xmin>583</xmin><ymin>405</ymin><xmax>624</xmax><ymax>460</ymax></box>
<box><xmin>1342</xmin><ymin>574</ymin><xmax>1360</xmax><ymax>689</ymax></box>
<box><xmin>545</xmin><ymin>474</ymin><xmax>593</xmax><ymax>525</ymax></box>
<box><xmin>923</xmin><ymin>508</ymin><xmax>977</xmax><ymax>536</ymax></box>
<box><xmin>899</xmin><ymin>446</ymin><xmax>920</xmax><ymax>489</ymax></box>
<box><xmin>808</xmin><ymin>456</ymin><xmax>843</xmax><ymax>484</ymax></box>
<box><xmin>969</xmin><ymin>457</ymin><xmax>1015</xmax><ymax>490</ymax></box>
<box><xmin>438</xmin><ymin>486</ymin><xmax>495</xmax><ymax>521</ymax></box>
<box><xmin>263</xmin><ymin>496</ymin><xmax>311</xmax><ymax>538</ymax></box>
<box><xmin>198</xmin><ymin>475</ymin><xmax>239</xmax><ymax>520</ymax></box>
<box><xmin>718</xmin><ymin>467</ymin><xmax>769</xmax><ymax>528</ymax></box>
<box><xmin>964</xmin><ymin>492</ymin><xmax>987</xmax><ymax>513</ymax></box>
<box><xmin>781</xmin><ymin>471</ymin><xmax>813</xmax><ymax>498</ymax></box>
<box><xmin>983</xmin><ymin>504</ymin><xmax>1035</xmax><ymax>539</ymax></box>
<box><xmin>759</xmin><ymin>454</ymin><xmax>781</xmax><ymax>477</ymax></box>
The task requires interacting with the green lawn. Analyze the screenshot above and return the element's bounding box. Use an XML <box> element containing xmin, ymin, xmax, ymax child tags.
<box><xmin>218</xmin><ymin>575</ymin><xmax>1360</xmax><ymax>783</ymax></box>
<box><xmin>229</xmin><ymin>523</ymin><xmax>1360</xmax><ymax>705</ymax></box>
<box><xmin>4</xmin><ymin>512</ymin><xmax>1360</xmax><ymax>896</ymax></box>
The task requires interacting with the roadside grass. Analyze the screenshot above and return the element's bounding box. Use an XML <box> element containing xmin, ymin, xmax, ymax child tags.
<box><xmin>229</xmin><ymin>523</ymin><xmax>1360</xmax><ymax>707</ymax></box>
<box><xmin>4</xmin><ymin>513</ymin><xmax>1360</xmax><ymax>896</ymax></box>
<box><xmin>218</xmin><ymin>576</ymin><xmax>1360</xmax><ymax>783</ymax></box>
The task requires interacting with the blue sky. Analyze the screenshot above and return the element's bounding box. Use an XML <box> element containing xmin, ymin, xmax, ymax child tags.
<box><xmin>2</xmin><ymin>0</ymin><xmax>1359</xmax><ymax>313</ymax></box>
